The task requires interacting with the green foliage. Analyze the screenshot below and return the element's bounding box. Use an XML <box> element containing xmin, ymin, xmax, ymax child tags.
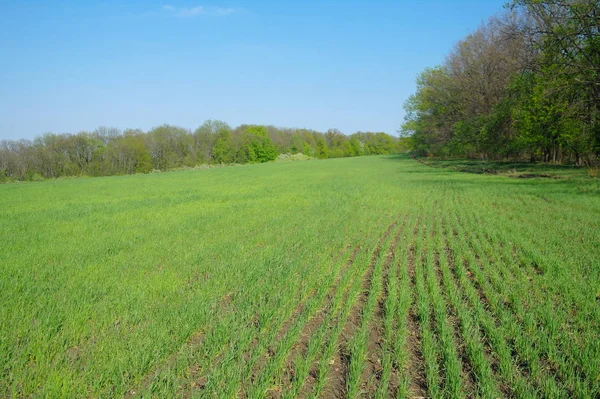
<box><xmin>212</xmin><ymin>128</ymin><xmax>235</xmax><ymax>164</ymax></box>
<box><xmin>1</xmin><ymin>122</ymin><xmax>401</xmax><ymax>182</ymax></box>
<box><xmin>315</xmin><ymin>137</ymin><xmax>329</xmax><ymax>159</ymax></box>
<box><xmin>403</xmin><ymin>1</ymin><xmax>600</xmax><ymax>165</ymax></box>
<box><xmin>242</xmin><ymin>125</ymin><xmax>278</xmax><ymax>163</ymax></box>
<box><xmin>135</xmin><ymin>150</ymin><xmax>152</xmax><ymax>173</ymax></box>
<box><xmin>23</xmin><ymin>169</ymin><xmax>44</xmax><ymax>181</ymax></box>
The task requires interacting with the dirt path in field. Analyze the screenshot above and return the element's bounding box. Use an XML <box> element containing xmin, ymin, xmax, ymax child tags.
<box><xmin>319</xmin><ymin>216</ymin><xmax>401</xmax><ymax>398</ymax></box>
<box><xmin>405</xmin><ymin>216</ymin><xmax>428</xmax><ymax>398</ymax></box>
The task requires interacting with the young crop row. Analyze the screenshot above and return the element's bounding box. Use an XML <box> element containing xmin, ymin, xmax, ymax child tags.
<box><xmin>223</xmin><ymin>195</ymin><xmax>595</xmax><ymax>398</ymax></box>
<box><xmin>151</xmin><ymin>193</ymin><xmax>597</xmax><ymax>399</ymax></box>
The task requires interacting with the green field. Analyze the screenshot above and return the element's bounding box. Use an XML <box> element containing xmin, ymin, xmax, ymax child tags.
<box><xmin>1</xmin><ymin>155</ymin><xmax>599</xmax><ymax>398</ymax></box>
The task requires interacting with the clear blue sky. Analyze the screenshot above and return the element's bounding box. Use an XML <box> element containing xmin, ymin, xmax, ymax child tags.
<box><xmin>0</xmin><ymin>0</ymin><xmax>506</xmax><ymax>140</ymax></box>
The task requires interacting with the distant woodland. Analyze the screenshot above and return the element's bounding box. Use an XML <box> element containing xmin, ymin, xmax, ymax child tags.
<box><xmin>402</xmin><ymin>0</ymin><xmax>599</xmax><ymax>165</ymax></box>
<box><xmin>0</xmin><ymin>123</ymin><xmax>404</xmax><ymax>182</ymax></box>
<box><xmin>4</xmin><ymin>0</ymin><xmax>598</xmax><ymax>182</ymax></box>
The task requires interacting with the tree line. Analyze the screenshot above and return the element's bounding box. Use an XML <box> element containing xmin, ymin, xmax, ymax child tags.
<box><xmin>0</xmin><ymin>122</ymin><xmax>403</xmax><ymax>182</ymax></box>
<box><xmin>402</xmin><ymin>0</ymin><xmax>599</xmax><ymax>165</ymax></box>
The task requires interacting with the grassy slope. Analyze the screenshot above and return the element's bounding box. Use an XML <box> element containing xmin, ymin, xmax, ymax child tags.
<box><xmin>1</xmin><ymin>155</ymin><xmax>599</xmax><ymax>398</ymax></box>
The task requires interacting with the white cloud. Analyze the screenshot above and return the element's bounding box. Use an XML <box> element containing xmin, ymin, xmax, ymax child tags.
<box><xmin>213</xmin><ymin>7</ymin><xmax>242</xmax><ymax>15</ymax></box>
<box><xmin>160</xmin><ymin>5</ymin><xmax>242</xmax><ymax>18</ymax></box>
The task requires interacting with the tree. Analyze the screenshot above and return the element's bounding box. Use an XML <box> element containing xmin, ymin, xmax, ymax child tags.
<box><xmin>212</xmin><ymin>129</ymin><xmax>235</xmax><ymax>164</ymax></box>
<box><xmin>240</xmin><ymin>125</ymin><xmax>278</xmax><ymax>163</ymax></box>
<box><xmin>315</xmin><ymin>137</ymin><xmax>329</xmax><ymax>159</ymax></box>
<box><xmin>193</xmin><ymin>120</ymin><xmax>230</xmax><ymax>164</ymax></box>
<box><xmin>0</xmin><ymin>120</ymin><xmax>401</xmax><ymax>182</ymax></box>
<box><xmin>148</xmin><ymin>125</ymin><xmax>195</xmax><ymax>169</ymax></box>
<box><xmin>401</xmin><ymin>2</ymin><xmax>599</xmax><ymax>164</ymax></box>
<box><xmin>512</xmin><ymin>0</ymin><xmax>600</xmax><ymax>163</ymax></box>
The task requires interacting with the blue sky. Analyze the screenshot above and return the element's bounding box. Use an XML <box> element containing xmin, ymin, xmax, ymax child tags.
<box><xmin>0</xmin><ymin>0</ymin><xmax>506</xmax><ymax>140</ymax></box>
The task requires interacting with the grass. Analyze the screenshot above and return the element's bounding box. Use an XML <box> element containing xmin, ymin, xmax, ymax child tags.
<box><xmin>1</xmin><ymin>154</ymin><xmax>599</xmax><ymax>398</ymax></box>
